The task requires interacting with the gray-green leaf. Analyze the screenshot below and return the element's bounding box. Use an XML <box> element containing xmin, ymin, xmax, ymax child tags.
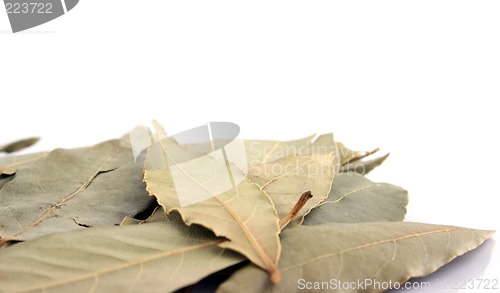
<box><xmin>218</xmin><ymin>222</ymin><xmax>494</xmax><ymax>293</ymax></box>
<box><xmin>0</xmin><ymin>222</ymin><xmax>244</xmax><ymax>293</ymax></box>
<box><xmin>303</xmin><ymin>172</ymin><xmax>408</xmax><ymax>225</ymax></box>
<box><xmin>0</xmin><ymin>139</ymin><xmax>153</xmax><ymax>245</ymax></box>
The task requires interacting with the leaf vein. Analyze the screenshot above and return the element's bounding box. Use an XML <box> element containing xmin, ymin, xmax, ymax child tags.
<box><xmin>14</xmin><ymin>240</ymin><xmax>224</xmax><ymax>293</ymax></box>
<box><xmin>283</xmin><ymin>227</ymin><xmax>473</xmax><ymax>272</ymax></box>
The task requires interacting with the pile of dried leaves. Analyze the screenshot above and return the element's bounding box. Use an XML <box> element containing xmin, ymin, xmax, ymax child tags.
<box><xmin>0</xmin><ymin>124</ymin><xmax>494</xmax><ymax>293</ymax></box>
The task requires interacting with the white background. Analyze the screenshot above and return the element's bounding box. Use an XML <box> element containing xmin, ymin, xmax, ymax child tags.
<box><xmin>1</xmin><ymin>1</ymin><xmax>499</xmax><ymax>291</ymax></box>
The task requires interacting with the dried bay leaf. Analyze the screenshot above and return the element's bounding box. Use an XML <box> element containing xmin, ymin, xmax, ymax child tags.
<box><xmin>218</xmin><ymin>223</ymin><xmax>494</xmax><ymax>293</ymax></box>
<box><xmin>0</xmin><ymin>137</ymin><xmax>39</xmax><ymax>154</ymax></box>
<box><xmin>303</xmin><ymin>172</ymin><xmax>408</xmax><ymax>225</ymax></box>
<box><xmin>0</xmin><ymin>139</ymin><xmax>153</xmax><ymax>245</ymax></box>
<box><xmin>0</xmin><ymin>222</ymin><xmax>244</xmax><ymax>293</ymax></box>
<box><xmin>248</xmin><ymin>153</ymin><xmax>335</xmax><ymax>227</ymax></box>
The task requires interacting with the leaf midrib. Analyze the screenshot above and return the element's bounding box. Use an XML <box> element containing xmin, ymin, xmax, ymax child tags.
<box><xmin>0</xmin><ymin>153</ymin><xmax>48</xmax><ymax>173</ymax></box>
<box><xmin>156</xmin><ymin>139</ymin><xmax>279</xmax><ymax>277</ymax></box>
<box><xmin>14</xmin><ymin>239</ymin><xmax>224</xmax><ymax>293</ymax></box>
<box><xmin>283</xmin><ymin>226</ymin><xmax>491</xmax><ymax>271</ymax></box>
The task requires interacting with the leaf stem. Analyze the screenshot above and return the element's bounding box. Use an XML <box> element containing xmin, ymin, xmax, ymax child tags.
<box><xmin>279</xmin><ymin>191</ymin><xmax>313</xmax><ymax>228</ymax></box>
